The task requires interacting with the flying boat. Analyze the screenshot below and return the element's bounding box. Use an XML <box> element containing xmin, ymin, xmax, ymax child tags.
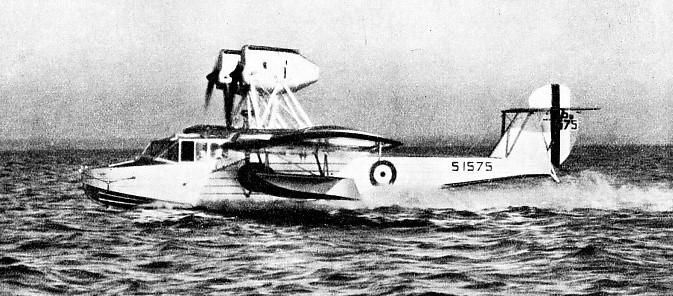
<box><xmin>81</xmin><ymin>45</ymin><xmax>598</xmax><ymax>209</ymax></box>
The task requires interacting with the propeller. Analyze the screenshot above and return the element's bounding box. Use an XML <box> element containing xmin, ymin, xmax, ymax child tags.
<box><xmin>223</xmin><ymin>64</ymin><xmax>242</xmax><ymax>127</ymax></box>
<box><xmin>204</xmin><ymin>51</ymin><xmax>222</xmax><ymax>110</ymax></box>
<box><xmin>205</xmin><ymin>49</ymin><xmax>242</xmax><ymax>128</ymax></box>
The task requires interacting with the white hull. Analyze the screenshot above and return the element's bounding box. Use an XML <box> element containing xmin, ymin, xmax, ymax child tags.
<box><xmin>82</xmin><ymin>153</ymin><xmax>353</xmax><ymax>208</ymax></box>
<box><xmin>83</xmin><ymin>152</ymin><xmax>555</xmax><ymax>209</ymax></box>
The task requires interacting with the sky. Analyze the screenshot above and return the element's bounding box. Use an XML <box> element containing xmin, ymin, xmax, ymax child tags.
<box><xmin>0</xmin><ymin>0</ymin><xmax>671</xmax><ymax>146</ymax></box>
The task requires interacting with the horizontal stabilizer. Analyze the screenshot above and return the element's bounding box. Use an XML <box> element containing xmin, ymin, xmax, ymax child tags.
<box><xmin>501</xmin><ymin>107</ymin><xmax>601</xmax><ymax>113</ymax></box>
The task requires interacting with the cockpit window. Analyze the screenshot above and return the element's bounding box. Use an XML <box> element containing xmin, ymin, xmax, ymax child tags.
<box><xmin>210</xmin><ymin>143</ymin><xmax>226</xmax><ymax>158</ymax></box>
<box><xmin>196</xmin><ymin>142</ymin><xmax>209</xmax><ymax>161</ymax></box>
<box><xmin>142</xmin><ymin>140</ymin><xmax>176</xmax><ymax>159</ymax></box>
<box><xmin>162</xmin><ymin>142</ymin><xmax>179</xmax><ymax>162</ymax></box>
<box><xmin>142</xmin><ymin>139</ymin><xmax>226</xmax><ymax>163</ymax></box>
<box><xmin>181</xmin><ymin>141</ymin><xmax>195</xmax><ymax>162</ymax></box>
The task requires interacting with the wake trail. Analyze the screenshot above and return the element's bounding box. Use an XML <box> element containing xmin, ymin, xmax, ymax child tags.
<box><xmin>355</xmin><ymin>170</ymin><xmax>673</xmax><ymax>212</ymax></box>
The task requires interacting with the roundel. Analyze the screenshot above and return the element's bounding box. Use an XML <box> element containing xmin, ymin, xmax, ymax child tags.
<box><xmin>369</xmin><ymin>160</ymin><xmax>397</xmax><ymax>186</ymax></box>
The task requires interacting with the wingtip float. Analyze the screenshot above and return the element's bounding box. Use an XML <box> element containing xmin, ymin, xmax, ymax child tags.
<box><xmin>81</xmin><ymin>46</ymin><xmax>599</xmax><ymax>209</ymax></box>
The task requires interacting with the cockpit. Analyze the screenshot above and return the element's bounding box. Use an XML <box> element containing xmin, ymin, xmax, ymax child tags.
<box><xmin>141</xmin><ymin>137</ymin><xmax>228</xmax><ymax>163</ymax></box>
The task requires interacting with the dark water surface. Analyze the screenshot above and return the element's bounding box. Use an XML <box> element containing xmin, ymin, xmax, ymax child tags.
<box><xmin>1</xmin><ymin>145</ymin><xmax>671</xmax><ymax>295</ymax></box>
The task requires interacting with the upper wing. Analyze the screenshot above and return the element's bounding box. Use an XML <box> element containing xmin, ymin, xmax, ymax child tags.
<box><xmin>221</xmin><ymin>125</ymin><xmax>403</xmax><ymax>151</ymax></box>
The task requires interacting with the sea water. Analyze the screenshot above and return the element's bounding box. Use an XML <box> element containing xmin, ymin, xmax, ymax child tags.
<box><xmin>0</xmin><ymin>145</ymin><xmax>671</xmax><ymax>295</ymax></box>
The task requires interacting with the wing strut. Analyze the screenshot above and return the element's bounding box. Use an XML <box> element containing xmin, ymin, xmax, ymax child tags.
<box><xmin>377</xmin><ymin>142</ymin><xmax>383</xmax><ymax>160</ymax></box>
<box><xmin>324</xmin><ymin>154</ymin><xmax>329</xmax><ymax>176</ymax></box>
<box><xmin>312</xmin><ymin>150</ymin><xmax>331</xmax><ymax>177</ymax></box>
<box><xmin>314</xmin><ymin>153</ymin><xmax>324</xmax><ymax>176</ymax></box>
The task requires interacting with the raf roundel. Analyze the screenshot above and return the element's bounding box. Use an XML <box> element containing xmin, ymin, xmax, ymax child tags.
<box><xmin>369</xmin><ymin>160</ymin><xmax>397</xmax><ymax>186</ymax></box>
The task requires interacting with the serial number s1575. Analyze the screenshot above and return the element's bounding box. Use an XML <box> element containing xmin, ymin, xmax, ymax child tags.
<box><xmin>451</xmin><ymin>161</ymin><xmax>493</xmax><ymax>172</ymax></box>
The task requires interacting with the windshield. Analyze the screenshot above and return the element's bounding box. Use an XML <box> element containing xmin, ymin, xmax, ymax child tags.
<box><xmin>142</xmin><ymin>139</ymin><xmax>178</xmax><ymax>160</ymax></box>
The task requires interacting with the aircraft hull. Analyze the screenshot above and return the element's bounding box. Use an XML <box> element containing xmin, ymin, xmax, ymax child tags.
<box><xmin>81</xmin><ymin>153</ymin><xmax>555</xmax><ymax>209</ymax></box>
<box><xmin>81</xmin><ymin>154</ymin><xmax>353</xmax><ymax>208</ymax></box>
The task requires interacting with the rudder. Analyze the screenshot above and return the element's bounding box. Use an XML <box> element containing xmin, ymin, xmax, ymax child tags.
<box><xmin>529</xmin><ymin>84</ymin><xmax>578</xmax><ymax>166</ymax></box>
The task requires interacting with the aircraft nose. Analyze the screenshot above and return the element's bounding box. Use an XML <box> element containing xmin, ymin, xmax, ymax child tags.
<box><xmin>289</xmin><ymin>54</ymin><xmax>320</xmax><ymax>91</ymax></box>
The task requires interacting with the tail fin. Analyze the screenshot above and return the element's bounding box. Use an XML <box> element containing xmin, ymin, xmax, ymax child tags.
<box><xmin>491</xmin><ymin>84</ymin><xmax>598</xmax><ymax>169</ymax></box>
<box><xmin>530</xmin><ymin>84</ymin><xmax>576</xmax><ymax>166</ymax></box>
<box><xmin>490</xmin><ymin>109</ymin><xmax>551</xmax><ymax>165</ymax></box>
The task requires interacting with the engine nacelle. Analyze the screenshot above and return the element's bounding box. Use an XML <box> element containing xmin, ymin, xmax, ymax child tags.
<box><xmin>205</xmin><ymin>45</ymin><xmax>320</xmax><ymax>129</ymax></box>
<box><xmin>241</xmin><ymin>45</ymin><xmax>319</xmax><ymax>93</ymax></box>
<box><xmin>209</xmin><ymin>45</ymin><xmax>319</xmax><ymax>94</ymax></box>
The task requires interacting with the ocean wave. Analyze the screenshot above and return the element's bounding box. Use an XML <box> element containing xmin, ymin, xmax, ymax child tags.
<box><xmin>3</xmin><ymin>148</ymin><xmax>673</xmax><ymax>295</ymax></box>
